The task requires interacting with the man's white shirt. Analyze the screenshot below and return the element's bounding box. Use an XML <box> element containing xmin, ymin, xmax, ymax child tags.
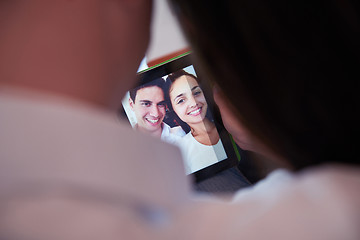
<box><xmin>161</xmin><ymin>122</ymin><xmax>185</xmax><ymax>145</ymax></box>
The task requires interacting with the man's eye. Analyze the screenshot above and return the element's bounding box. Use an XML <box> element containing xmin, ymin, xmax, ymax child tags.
<box><xmin>142</xmin><ymin>102</ymin><xmax>151</xmax><ymax>107</ymax></box>
<box><xmin>158</xmin><ymin>103</ymin><xmax>166</xmax><ymax>108</ymax></box>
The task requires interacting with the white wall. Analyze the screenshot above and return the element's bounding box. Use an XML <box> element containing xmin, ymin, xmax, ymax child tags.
<box><xmin>146</xmin><ymin>0</ymin><xmax>188</xmax><ymax>62</ymax></box>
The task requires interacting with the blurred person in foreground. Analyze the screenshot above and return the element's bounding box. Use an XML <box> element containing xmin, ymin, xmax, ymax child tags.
<box><xmin>0</xmin><ymin>1</ymin><xmax>190</xmax><ymax>239</ymax></box>
<box><xmin>1</xmin><ymin>0</ymin><xmax>359</xmax><ymax>240</ymax></box>
<box><xmin>167</xmin><ymin>0</ymin><xmax>360</xmax><ymax>239</ymax></box>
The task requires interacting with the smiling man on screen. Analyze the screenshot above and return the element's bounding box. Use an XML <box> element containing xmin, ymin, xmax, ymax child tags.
<box><xmin>129</xmin><ymin>78</ymin><xmax>185</xmax><ymax>144</ymax></box>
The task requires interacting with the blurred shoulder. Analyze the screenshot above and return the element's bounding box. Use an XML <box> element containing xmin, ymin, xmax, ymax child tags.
<box><xmin>296</xmin><ymin>164</ymin><xmax>360</xmax><ymax>211</ymax></box>
<box><xmin>297</xmin><ymin>164</ymin><xmax>360</xmax><ymax>199</ymax></box>
<box><xmin>226</xmin><ymin>165</ymin><xmax>360</xmax><ymax>240</ymax></box>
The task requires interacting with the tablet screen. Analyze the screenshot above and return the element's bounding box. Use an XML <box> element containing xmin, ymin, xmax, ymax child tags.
<box><xmin>121</xmin><ymin>53</ymin><xmax>238</xmax><ymax>181</ymax></box>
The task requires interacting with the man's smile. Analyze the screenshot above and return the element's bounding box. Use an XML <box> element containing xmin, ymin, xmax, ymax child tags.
<box><xmin>145</xmin><ymin>117</ymin><xmax>161</xmax><ymax>125</ymax></box>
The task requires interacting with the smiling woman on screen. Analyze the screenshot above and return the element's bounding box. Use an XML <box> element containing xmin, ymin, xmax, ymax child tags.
<box><xmin>166</xmin><ymin>70</ymin><xmax>227</xmax><ymax>174</ymax></box>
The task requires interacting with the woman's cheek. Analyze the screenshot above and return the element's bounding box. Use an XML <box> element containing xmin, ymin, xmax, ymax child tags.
<box><xmin>176</xmin><ymin>105</ymin><xmax>187</xmax><ymax>122</ymax></box>
<box><xmin>179</xmin><ymin>105</ymin><xmax>187</xmax><ymax>121</ymax></box>
<box><xmin>195</xmin><ymin>95</ymin><xmax>206</xmax><ymax>105</ymax></box>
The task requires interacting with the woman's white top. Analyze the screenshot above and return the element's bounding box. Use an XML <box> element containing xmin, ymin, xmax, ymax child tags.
<box><xmin>177</xmin><ymin>132</ymin><xmax>227</xmax><ymax>174</ymax></box>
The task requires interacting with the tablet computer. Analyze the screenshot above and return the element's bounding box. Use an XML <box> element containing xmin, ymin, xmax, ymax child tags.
<box><xmin>120</xmin><ymin>52</ymin><xmax>240</xmax><ymax>182</ymax></box>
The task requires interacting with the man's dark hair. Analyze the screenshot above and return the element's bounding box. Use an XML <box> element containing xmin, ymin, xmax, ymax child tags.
<box><xmin>129</xmin><ymin>77</ymin><xmax>165</xmax><ymax>102</ymax></box>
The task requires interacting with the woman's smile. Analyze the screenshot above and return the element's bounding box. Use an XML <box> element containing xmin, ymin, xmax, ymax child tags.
<box><xmin>187</xmin><ymin>106</ymin><xmax>202</xmax><ymax>116</ymax></box>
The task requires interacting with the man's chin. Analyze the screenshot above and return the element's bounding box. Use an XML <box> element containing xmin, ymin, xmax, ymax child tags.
<box><xmin>138</xmin><ymin>124</ymin><xmax>162</xmax><ymax>134</ymax></box>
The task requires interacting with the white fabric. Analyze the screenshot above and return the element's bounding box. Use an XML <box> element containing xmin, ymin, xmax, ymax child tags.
<box><xmin>160</xmin><ymin>122</ymin><xmax>185</xmax><ymax>145</ymax></box>
<box><xmin>1</xmin><ymin>87</ymin><xmax>359</xmax><ymax>240</ymax></box>
<box><xmin>177</xmin><ymin>132</ymin><xmax>228</xmax><ymax>174</ymax></box>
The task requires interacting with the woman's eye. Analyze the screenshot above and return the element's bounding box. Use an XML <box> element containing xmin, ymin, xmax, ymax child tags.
<box><xmin>176</xmin><ymin>99</ymin><xmax>184</xmax><ymax>104</ymax></box>
<box><xmin>193</xmin><ymin>90</ymin><xmax>202</xmax><ymax>96</ymax></box>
